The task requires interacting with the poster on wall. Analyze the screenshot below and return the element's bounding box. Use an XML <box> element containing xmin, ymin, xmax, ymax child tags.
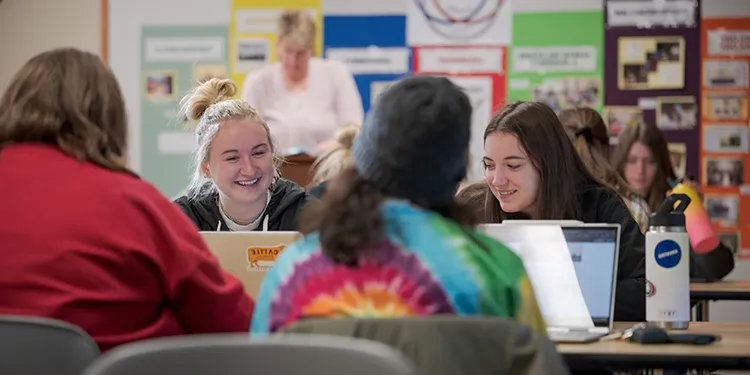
<box><xmin>606</xmin><ymin>0</ymin><xmax>696</xmax><ymax>28</ymax></box>
<box><xmin>507</xmin><ymin>11</ymin><xmax>604</xmax><ymax>112</ymax></box>
<box><xmin>655</xmin><ymin>96</ymin><xmax>696</xmax><ymax>130</ymax></box>
<box><xmin>617</xmin><ymin>36</ymin><xmax>685</xmax><ymax>90</ymax></box>
<box><xmin>412</xmin><ymin>46</ymin><xmax>506</xmax><ymax>183</ymax></box>
<box><xmin>701</xmin><ymin>18</ymin><xmax>750</xmax><ymax>258</ymax></box>
<box><xmin>229</xmin><ymin>0</ymin><xmax>323</xmax><ymax>93</ymax></box>
<box><xmin>602</xmin><ymin>106</ymin><xmax>642</xmax><ymax>142</ymax></box>
<box><xmin>406</xmin><ymin>0</ymin><xmax>512</xmax><ymax>46</ymax></box>
<box><xmin>140</xmin><ymin>25</ymin><xmax>229</xmax><ymax>198</ymax></box>
<box><xmin>323</xmin><ymin>14</ymin><xmax>409</xmax><ymax>113</ymax></box>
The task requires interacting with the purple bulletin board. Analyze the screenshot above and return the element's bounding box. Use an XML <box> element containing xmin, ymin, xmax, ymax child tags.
<box><xmin>604</xmin><ymin>0</ymin><xmax>701</xmax><ymax>180</ymax></box>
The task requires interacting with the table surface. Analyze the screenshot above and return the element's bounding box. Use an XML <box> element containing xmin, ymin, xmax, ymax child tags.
<box><xmin>691</xmin><ymin>281</ymin><xmax>750</xmax><ymax>293</ymax></box>
<box><xmin>557</xmin><ymin>322</ymin><xmax>750</xmax><ymax>357</ymax></box>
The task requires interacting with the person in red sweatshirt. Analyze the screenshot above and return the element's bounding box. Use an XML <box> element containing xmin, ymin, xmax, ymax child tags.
<box><xmin>0</xmin><ymin>48</ymin><xmax>254</xmax><ymax>351</ymax></box>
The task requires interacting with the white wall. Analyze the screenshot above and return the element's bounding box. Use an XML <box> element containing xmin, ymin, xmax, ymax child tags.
<box><xmin>0</xmin><ymin>0</ymin><xmax>102</xmax><ymax>94</ymax></box>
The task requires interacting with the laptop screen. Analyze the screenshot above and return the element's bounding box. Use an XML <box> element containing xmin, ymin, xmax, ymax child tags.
<box><xmin>561</xmin><ymin>226</ymin><xmax>618</xmax><ymax>327</ymax></box>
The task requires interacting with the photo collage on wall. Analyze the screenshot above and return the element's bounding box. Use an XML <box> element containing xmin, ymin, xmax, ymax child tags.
<box><xmin>605</xmin><ymin>35</ymin><xmax>692</xmax><ymax>178</ymax></box>
<box><xmin>701</xmin><ymin>23</ymin><xmax>750</xmax><ymax>258</ymax></box>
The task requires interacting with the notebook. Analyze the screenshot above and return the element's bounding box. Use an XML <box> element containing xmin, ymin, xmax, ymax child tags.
<box><xmin>478</xmin><ymin>223</ymin><xmax>620</xmax><ymax>343</ymax></box>
<box><xmin>200</xmin><ymin>231</ymin><xmax>303</xmax><ymax>299</ymax></box>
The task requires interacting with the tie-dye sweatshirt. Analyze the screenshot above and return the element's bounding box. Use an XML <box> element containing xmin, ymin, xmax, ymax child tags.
<box><xmin>250</xmin><ymin>199</ymin><xmax>546</xmax><ymax>334</ymax></box>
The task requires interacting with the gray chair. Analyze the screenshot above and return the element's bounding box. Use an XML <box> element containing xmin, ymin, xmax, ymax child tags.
<box><xmin>282</xmin><ymin>316</ymin><xmax>571</xmax><ymax>375</ymax></box>
<box><xmin>0</xmin><ymin>314</ymin><xmax>100</xmax><ymax>375</ymax></box>
<box><xmin>83</xmin><ymin>333</ymin><xmax>415</xmax><ymax>375</ymax></box>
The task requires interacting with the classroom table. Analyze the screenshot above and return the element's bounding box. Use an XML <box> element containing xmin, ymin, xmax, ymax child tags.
<box><xmin>691</xmin><ymin>281</ymin><xmax>750</xmax><ymax>321</ymax></box>
<box><xmin>557</xmin><ymin>322</ymin><xmax>750</xmax><ymax>371</ymax></box>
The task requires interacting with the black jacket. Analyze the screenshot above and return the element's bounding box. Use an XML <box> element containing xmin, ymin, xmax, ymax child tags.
<box><xmin>579</xmin><ymin>186</ymin><xmax>735</xmax><ymax>322</ymax></box>
<box><xmin>579</xmin><ymin>186</ymin><xmax>647</xmax><ymax>322</ymax></box>
<box><xmin>174</xmin><ymin>178</ymin><xmax>310</xmax><ymax>231</ymax></box>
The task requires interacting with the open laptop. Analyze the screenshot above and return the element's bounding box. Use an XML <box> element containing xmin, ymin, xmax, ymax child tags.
<box><xmin>200</xmin><ymin>231</ymin><xmax>303</xmax><ymax>299</ymax></box>
<box><xmin>478</xmin><ymin>223</ymin><xmax>620</xmax><ymax>343</ymax></box>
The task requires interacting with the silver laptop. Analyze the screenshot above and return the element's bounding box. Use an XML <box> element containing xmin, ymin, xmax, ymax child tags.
<box><xmin>478</xmin><ymin>223</ymin><xmax>620</xmax><ymax>343</ymax></box>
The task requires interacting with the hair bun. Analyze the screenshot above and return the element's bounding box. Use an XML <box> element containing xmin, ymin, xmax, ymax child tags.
<box><xmin>334</xmin><ymin>123</ymin><xmax>360</xmax><ymax>149</ymax></box>
<box><xmin>184</xmin><ymin>78</ymin><xmax>237</xmax><ymax>122</ymax></box>
<box><xmin>279</xmin><ymin>9</ymin><xmax>303</xmax><ymax>29</ymax></box>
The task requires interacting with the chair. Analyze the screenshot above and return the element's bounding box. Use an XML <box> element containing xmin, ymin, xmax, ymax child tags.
<box><xmin>83</xmin><ymin>333</ymin><xmax>414</xmax><ymax>375</ymax></box>
<box><xmin>0</xmin><ymin>314</ymin><xmax>100</xmax><ymax>375</ymax></box>
<box><xmin>281</xmin><ymin>316</ymin><xmax>571</xmax><ymax>375</ymax></box>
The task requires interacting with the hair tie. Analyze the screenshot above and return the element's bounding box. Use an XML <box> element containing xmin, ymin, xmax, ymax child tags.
<box><xmin>574</xmin><ymin>126</ymin><xmax>594</xmax><ymax>141</ymax></box>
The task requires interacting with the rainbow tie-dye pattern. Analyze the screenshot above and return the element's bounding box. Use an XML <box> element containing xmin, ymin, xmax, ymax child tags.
<box><xmin>250</xmin><ymin>200</ymin><xmax>546</xmax><ymax>334</ymax></box>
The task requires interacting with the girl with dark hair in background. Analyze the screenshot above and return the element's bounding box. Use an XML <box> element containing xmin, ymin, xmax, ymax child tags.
<box><xmin>612</xmin><ymin>121</ymin><xmax>734</xmax><ymax>281</ymax></box>
<box><xmin>251</xmin><ymin>76</ymin><xmax>545</xmax><ymax>334</ymax></box>
<box><xmin>457</xmin><ymin>101</ymin><xmax>647</xmax><ymax>322</ymax></box>
<box><xmin>558</xmin><ymin>107</ymin><xmax>650</xmax><ymax>233</ymax></box>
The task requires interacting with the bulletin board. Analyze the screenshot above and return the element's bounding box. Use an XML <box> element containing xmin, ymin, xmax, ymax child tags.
<box><xmin>507</xmin><ymin>11</ymin><xmax>604</xmax><ymax>114</ymax></box>
<box><xmin>603</xmin><ymin>0</ymin><xmax>701</xmax><ymax>180</ymax></box>
<box><xmin>105</xmin><ymin>0</ymin><xmax>515</xmax><ymax>196</ymax></box>
<box><xmin>700</xmin><ymin>17</ymin><xmax>750</xmax><ymax>260</ymax></box>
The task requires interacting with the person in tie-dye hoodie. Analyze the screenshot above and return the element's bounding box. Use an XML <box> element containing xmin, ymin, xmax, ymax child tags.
<box><xmin>250</xmin><ymin>76</ymin><xmax>545</xmax><ymax>334</ymax></box>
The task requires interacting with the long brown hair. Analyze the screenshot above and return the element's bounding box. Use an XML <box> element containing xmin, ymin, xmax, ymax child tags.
<box><xmin>300</xmin><ymin>168</ymin><xmax>476</xmax><ymax>266</ymax></box>
<box><xmin>479</xmin><ymin>101</ymin><xmax>603</xmax><ymax>223</ymax></box>
<box><xmin>0</xmin><ymin>48</ymin><xmax>132</xmax><ymax>175</ymax></box>
<box><xmin>611</xmin><ymin>121</ymin><xmax>676</xmax><ymax>211</ymax></box>
<box><xmin>558</xmin><ymin>107</ymin><xmax>636</xmax><ymax>200</ymax></box>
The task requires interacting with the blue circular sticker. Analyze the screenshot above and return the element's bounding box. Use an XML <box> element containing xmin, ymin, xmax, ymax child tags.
<box><xmin>654</xmin><ymin>239</ymin><xmax>682</xmax><ymax>269</ymax></box>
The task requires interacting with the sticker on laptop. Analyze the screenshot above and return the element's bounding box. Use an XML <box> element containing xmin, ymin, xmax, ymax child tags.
<box><xmin>246</xmin><ymin>244</ymin><xmax>287</xmax><ymax>272</ymax></box>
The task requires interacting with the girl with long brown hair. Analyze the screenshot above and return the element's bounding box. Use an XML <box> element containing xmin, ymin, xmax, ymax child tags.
<box><xmin>558</xmin><ymin>107</ymin><xmax>650</xmax><ymax>233</ymax></box>
<box><xmin>612</xmin><ymin>122</ymin><xmax>734</xmax><ymax>281</ymax></box>
<box><xmin>458</xmin><ymin>101</ymin><xmax>647</xmax><ymax>322</ymax></box>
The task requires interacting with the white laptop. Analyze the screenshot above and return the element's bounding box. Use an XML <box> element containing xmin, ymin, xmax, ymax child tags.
<box><xmin>479</xmin><ymin>223</ymin><xmax>620</xmax><ymax>343</ymax></box>
<box><xmin>200</xmin><ymin>231</ymin><xmax>303</xmax><ymax>299</ymax></box>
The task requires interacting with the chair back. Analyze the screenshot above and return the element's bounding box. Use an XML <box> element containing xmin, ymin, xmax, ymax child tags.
<box><xmin>83</xmin><ymin>333</ymin><xmax>414</xmax><ymax>375</ymax></box>
<box><xmin>282</xmin><ymin>316</ymin><xmax>570</xmax><ymax>375</ymax></box>
<box><xmin>0</xmin><ymin>314</ymin><xmax>100</xmax><ymax>375</ymax></box>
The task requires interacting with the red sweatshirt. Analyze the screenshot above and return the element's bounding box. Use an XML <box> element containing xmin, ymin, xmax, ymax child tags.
<box><xmin>0</xmin><ymin>144</ymin><xmax>254</xmax><ymax>351</ymax></box>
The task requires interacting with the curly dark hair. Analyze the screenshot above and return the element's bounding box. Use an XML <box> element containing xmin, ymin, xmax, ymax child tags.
<box><xmin>299</xmin><ymin>168</ymin><xmax>478</xmax><ymax>266</ymax></box>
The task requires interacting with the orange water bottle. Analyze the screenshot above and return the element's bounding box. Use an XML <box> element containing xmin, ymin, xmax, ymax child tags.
<box><xmin>669</xmin><ymin>178</ymin><xmax>720</xmax><ymax>254</ymax></box>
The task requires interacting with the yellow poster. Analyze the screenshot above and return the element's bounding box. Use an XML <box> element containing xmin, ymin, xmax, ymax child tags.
<box><xmin>229</xmin><ymin>0</ymin><xmax>323</xmax><ymax>93</ymax></box>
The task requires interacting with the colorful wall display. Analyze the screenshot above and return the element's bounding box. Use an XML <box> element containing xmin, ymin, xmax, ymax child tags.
<box><xmin>140</xmin><ymin>25</ymin><xmax>229</xmax><ymax>199</ymax></box>
<box><xmin>229</xmin><ymin>0</ymin><xmax>323</xmax><ymax>94</ymax></box>
<box><xmin>507</xmin><ymin>11</ymin><xmax>604</xmax><ymax>113</ymax></box>
<box><xmin>323</xmin><ymin>15</ymin><xmax>410</xmax><ymax>113</ymax></box>
<box><xmin>701</xmin><ymin>17</ymin><xmax>750</xmax><ymax>259</ymax></box>
<box><xmin>603</xmin><ymin>0</ymin><xmax>701</xmax><ymax>180</ymax></box>
<box><xmin>412</xmin><ymin>46</ymin><xmax>506</xmax><ymax>183</ymax></box>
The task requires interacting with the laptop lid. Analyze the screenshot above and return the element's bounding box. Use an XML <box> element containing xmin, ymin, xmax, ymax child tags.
<box><xmin>200</xmin><ymin>231</ymin><xmax>303</xmax><ymax>298</ymax></box>
<box><xmin>478</xmin><ymin>223</ymin><xmax>620</xmax><ymax>331</ymax></box>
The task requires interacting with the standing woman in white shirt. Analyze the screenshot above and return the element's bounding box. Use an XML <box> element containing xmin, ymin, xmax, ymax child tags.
<box><xmin>241</xmin><ymin>9</ymin><xmax>364</xmax><ymax>155</ymax></box>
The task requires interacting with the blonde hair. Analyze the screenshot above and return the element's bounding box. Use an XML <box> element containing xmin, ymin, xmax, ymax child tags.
<box><xmin>311</xmin><ymin>123</ymin><xmax>360</xmax><ymax>185</ymax></box>
<box><xmin>278</xmin><ymin>9</ymin><xmax>316</xmax><ymax>48</ymax></box>
<box><xmin>0</xmin><ymin>48</ymin><xmax>132</xmax><ymax>176</ymax></box>
<box><xmin>179</xmin><ymin>78</ymin><xmax>282</xmax><ymax>198</ymax></box>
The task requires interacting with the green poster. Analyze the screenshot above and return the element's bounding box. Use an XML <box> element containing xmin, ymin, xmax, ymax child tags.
<box><xmin>140</xmin><ymin>25</ymin><xmax>229</xmax><ymax>198</ymax></box>
<box><xmin>508</xmin><ymin>11</ymin><xmax>604</xmax><ymax>112</ymax></box>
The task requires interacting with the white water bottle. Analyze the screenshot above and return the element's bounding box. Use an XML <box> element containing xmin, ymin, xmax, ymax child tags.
<box><xmin>646</xmin><ymin>193</ymin><xmax>691</xmax><ymax>330</ymax></box>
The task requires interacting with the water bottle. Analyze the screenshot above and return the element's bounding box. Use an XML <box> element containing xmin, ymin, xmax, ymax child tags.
<box><xmin>669</xmin><ymin>179</ymin><xmax>720</xmax><ymax>254</ymax></box>
<box><xmin>646</xmin><ymin>193</ymin><xmax>691</xmax><ymax>330</ymax></box>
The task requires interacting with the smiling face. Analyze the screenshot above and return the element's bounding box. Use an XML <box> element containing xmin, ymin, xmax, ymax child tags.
<box><xmin>204</xmin><ymin>118</ymin><xmax>275</xmax><ymax>207</ymax></box>
<box><xmin>483</xmin><ymin>132</ymin><xmax>541</xmax><ymax>218</ymax></box>
<box><xmin>624</xmin><ymin>141</ymin><xmax>658</xmax><ymax>196</ymax></box>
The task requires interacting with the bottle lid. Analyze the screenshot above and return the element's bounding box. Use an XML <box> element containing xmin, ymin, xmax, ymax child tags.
<box><xmin>648</xmin><ymin>193</ymin><xmax>691</xmax><ymax>228</ymax></box>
